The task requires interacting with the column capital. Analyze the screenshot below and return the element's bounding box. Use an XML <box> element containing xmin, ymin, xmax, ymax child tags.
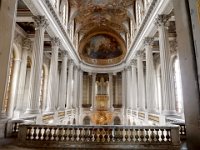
<box><xmin>22</xmin><ymin>38</ymin><xmax>31</xmax><ymax>50</ymax></box>
<box><xmin>154</xmin><ymin>14</ymin><xmax>169</xmax><ymax>27</ymax></box>
<box><xmin>68</xmin><ymin>59</ymin><xmax>74</xmax><ymax>65</ymax></box>
<box><xmin>61</xmin><ymin>50</ymin><xmax>68</xmax><ymax>57</ymax></box>
<box><xmin>136</xmin><ymin>50</ymin><xmax>145</xmax><ymax>58</ymax></box>
<box><xmin>130</xmin><ymin>59</ymin><xmax>137</xmax><ymax>66</ymax></box>
<box><xmin>51</xmin><ymin>37</ymin><xmax>60</xmax><ymax>47</ymax></box>
<box><xmin>143</xmin><ymin>37</ymin><xmax>154</xmax><ymax>46</ymax></box>
<box><xmin>33</xmin><ymin>16</ymin><xmax>48</xmax><ymax>30</ymax></box>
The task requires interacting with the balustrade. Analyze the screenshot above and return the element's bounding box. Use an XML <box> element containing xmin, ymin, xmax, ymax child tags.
<box><xmin>18</xmin><ymin>124</ymin><xmax>180</xmax><ymax>149</ymax></box>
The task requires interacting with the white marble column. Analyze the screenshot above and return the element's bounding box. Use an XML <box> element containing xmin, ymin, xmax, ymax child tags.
<box><xmin>46</xmin><ymin>37</ymin><xmax>60</xmax><ymax>112</ymax></box>
<box><xmin>14</xmin><ymin>38</ymin><xmax>31</xmax><ymax>117</ymax></box>
<box><xmin>58</xmin><ymin>51</ymin><xmax>68</xmax><ymax>110</ymax></box>
<box><xmin>126</xmin><ymin>67</ymin><xmax>132</xmax><ymax>109</ymax></box>
<box><xmin>91</xmin><ymin>73</ymin><xmax>96</xmax><ymax>109</ymax></box>
<box><xmin>73</xmin><ymin>66</ymin><xmax>78</xmax><ymax>108</ymax></box>
<box><xmin>137</xmin><ymin>50</ymin><xmax>146</xmax><ymax>111</ymax></box>
<box><xmin>114</xmin><ymin>73</ymin><xmax>118</xmax><ymax>106</ymax></box>
<box><xmin>109</xmin><ymin>74</ymin><xmax>113</xmax><ymax>109</ymax></box>
<box><xmin>130</xmin><ymin>60</ymin><xmax>138</xmax><ymax>110</ymax></box>
<box><xmin>0</xmin><ymin>0</ymin><xmax>18</xmax><ymax>119</ymax></box>
<box><xmin>79</xmin><ymin>70</ymin><xmax>83</xmax><ymax>108</ymax></box>
<box><xmin>7</xmin><ymin>58</ymin><xmax>21</xmax><ymax>118</ymax></box>
<box><xmin>66</xmin><ymin>60</ymin><xmax>74</xmax><ymax>109</ymax></box>
<box><xmin>26</xmin><ymin>16</ymin><xmax>48</xmax><ymax>114</ymax></box>
<box><xmin>122</xmin><ymin>70</ymin><xmax>126</xmax><ymax>111</ymax></box>
<box><xmin>144</xmin><ymin>37</ymin><xmax>157</xmax><ymax>113</ymax></box>
<box><xmin>155</xmin><ymin>15</ymin><xmax>176</xmax><ymax>114</ymax></box>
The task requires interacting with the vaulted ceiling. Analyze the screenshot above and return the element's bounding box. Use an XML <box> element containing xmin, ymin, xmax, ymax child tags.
<box><xmin>68</xmin><ymin>0</ymin><xmax>135</xmax><ymax>65</ymax></box>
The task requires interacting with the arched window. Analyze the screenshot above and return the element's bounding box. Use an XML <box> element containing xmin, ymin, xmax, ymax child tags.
<box><xmin>173</xmin><ymin>58</ymin><xmax>183</xmax><ymax>114</ymax></box>
<box><xmin>39</xmin><ymin>66</ymin><xmax>45</xmax><ymax>110</ymax></box>
<box><xmin>2</xmin><ymin>50</ymin><xmax>15</xmax><ymax>115</ymax></box>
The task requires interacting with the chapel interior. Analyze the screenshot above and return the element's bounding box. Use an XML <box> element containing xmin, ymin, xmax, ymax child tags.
<box><xmin>0</xmin><ymin>0</ymin><xmax>200</xmax><ymax>149</ymax></box>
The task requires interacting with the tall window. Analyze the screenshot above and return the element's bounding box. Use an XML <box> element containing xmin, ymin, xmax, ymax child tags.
<box><xmin>39</xmin><ymin>67</ymin><xmax>45</xmax><ymax>110</ymax></box>
<box><xmin>2</xmin><ymin>51</ymin><xmax>15</xmax><ymax>115</ymax></box>
<box><xmin>173</xmin><ymin>58</ymin><xmax>183</xmax><ymax>113</ymax></box>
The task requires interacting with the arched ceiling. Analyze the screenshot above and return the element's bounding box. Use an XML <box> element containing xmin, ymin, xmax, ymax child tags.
<box><xmin>68</xmin><ymin>0</ymin><xmax>135</xmax><ymax>66</ymax></box>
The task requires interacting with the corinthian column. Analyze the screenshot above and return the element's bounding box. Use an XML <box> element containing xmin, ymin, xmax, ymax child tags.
<box><xmin>137</xmin><ymin>50</ymin><xmax>146</xmax><ymax>111</ymax></box>
<box><xmin>144</xmin><ymin>37</ymin><xmax>157</xmax><ymax>113</ymax></box>
<box><xmin>26</xmin><ymin>16</ymin><xmax>48</xmax><ymax>114</ymax></box>
<box><xmin>46</xmin><ymin>37</ymin><xmax>60</xmax><ymax>112</ymax></box>
<box><xmin>58</xmin><ymin>51</ymin><xmax>68</xmax><ymax>110</ymax></box>
<box><xmin>155</xmin><ymin>15</ymin><xmax>176</xmax><ymax>114</ymax></box>
<box><xmin>66</xmin><ymin>60</ymin><xmax>74</xmax><ymax>108</ymax></box>
<box><xmin>130</xmin><ymin>60</ymin><xmax>138</xmax><ymax>110</ymax></box>
<box><xmin>14</xmin><ymin>38</ymin><xmax>31</xmax><ymax>118</ymax></box>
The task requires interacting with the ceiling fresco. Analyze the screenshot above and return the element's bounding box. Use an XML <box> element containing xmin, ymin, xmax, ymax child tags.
<box><xmin>68</xmin><ymin>0</ymin><xmax>134</xmax><ymax>65</ymax></box>
<box><xmin>83</xmin><ymin>34</ymin><xmax>123</xmax><ymax>59</ymax></box>
<box><xmin>79</xmin><ymin>33</ymin><xmax>126</xmax><ymax>65</ymax></box>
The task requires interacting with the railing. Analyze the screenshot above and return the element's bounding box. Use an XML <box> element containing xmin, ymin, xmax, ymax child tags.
<box><xmin>172</xmin><ymin>122</ymin><xmax>186</xmax><ymax>140</ymax></box>
<box><xmin>18</xmin><ymin>124</ymin><xmax>180</xmax><ymax>149</ymax></box>
<box><xmin>6</xmin><ymin>120</ymin><xmax>25</xmax><ymax>137</ymax></box>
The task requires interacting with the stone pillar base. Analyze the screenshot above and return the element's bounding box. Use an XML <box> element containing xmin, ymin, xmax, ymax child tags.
<box><xmin>162</xmin><ymin>110</ymin><xmax>176</xmax><ymax>116</ymax></box>
<box><xmin>25</xmin><ymin>109</ymin><xmax>40</xmax><ymax>114</ymax></box>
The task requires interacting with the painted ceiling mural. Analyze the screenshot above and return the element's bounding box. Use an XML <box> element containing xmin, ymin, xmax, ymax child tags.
<box><xmin>83</xmin><ymin>34</ymin><xmax>123</xmax><ymax>59</ymax></box>
<box><xmin>69</xmin><ymin>0</ymin><xmax>133</xmax><ymax>65</ymax></box>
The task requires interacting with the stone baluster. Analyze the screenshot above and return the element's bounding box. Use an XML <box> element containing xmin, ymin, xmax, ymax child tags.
<box><xmin>136</xmin><ymin>50</ymin><xmax>146</xmax><ymax>111</ymax></box>
<box><xmin>130</xmin><ymin>59</ymin><xmax>138</xmax><ymax>110</ymax></box>
<box><xmin>144</xmin><ymin>37</ymin><xmax>157</xmax><ymax>113</ymax></box>
<box><xmin>58</xmin><ymin>51</ymin><xmax>68</xmax><ymax>110</ymax></box>
<box><xmin>66</xmin><ymin>60</ymin><xmax>74</xmax><ymax>109</ymax></box>
<box><xmin>46</xmin><ymin>37</ymin><xmax>60</xmax><ymax>112</ymax></box>
<box><xmin>155</xmin><ymin>15</ymin><xmax>176</xmax><ymax>114</ymax></box>
<box><xmin>14</xmin><ymin>38</ymin><xmax>31</xmax><ymax>118</ymax></box>
<box><xmin>26</xmin><ymin>16</ymin><xmax>48</xmax><ymax>114</ymax></box>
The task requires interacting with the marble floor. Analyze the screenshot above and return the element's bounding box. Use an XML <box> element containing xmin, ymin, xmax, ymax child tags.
<box><xmin>0</xmin><ymin>138</ymin><xmax>188</xmax><ymax>150</ymax></box>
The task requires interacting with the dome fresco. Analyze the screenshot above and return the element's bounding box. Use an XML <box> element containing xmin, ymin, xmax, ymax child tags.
<box><xmin>83</xmin><ymin>34</ymin><xmax>123</xmax><ymax>59</ymax></box>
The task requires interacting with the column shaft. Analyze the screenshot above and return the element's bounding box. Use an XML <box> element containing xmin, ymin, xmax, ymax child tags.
<box><xmin>66</xmin><ymin>60</ymin><xmax>73</xmax><ymax>108</ymax></box>
<box><xmin>137</xmin><ymin>51</ymin><xmax>146</xmax><ymax>111</ymax></box>
<box><xmin>131</xmin><ymin>60</ymin><xmax>138</xmax><ymax>110</ymax></box>
<box><xmin>109</xmin><ymin>74</ymin><xmax>113</xmax><ymax>109</ymax></box>
<box><xmin>14</xmin><ymin>39</ymin><xmax>31</xmax><ymax>117</ymax></box>
<box><xmin>26</xmin><ymin>16</ymin><xmax>48</xmax><ymax>114</ymax></box>
<box><xmin>144</xmin><ymin>37</ymin><xmax>157</xmax><ymax>112</ymax></box>
<box><xmin>156</xmin><ymin>15</ymin><xmax>176</xmax><ymax>114</ymax></box>
<box><xmin>58</xmin><ymin>51</ymin><xmax>68</xmax><ymax>110</ymax></box>
<box><xmin>46</xmin><ymin>37</ymin><xmax>60</xmax><ymax>112</ymax></box>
